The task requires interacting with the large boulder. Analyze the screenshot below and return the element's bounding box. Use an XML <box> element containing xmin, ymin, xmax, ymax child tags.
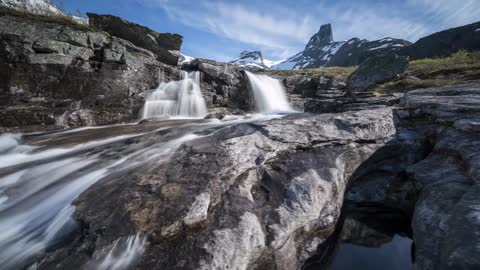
<box><xmin>346</xmin><ymin>53</ymin><xmax>409</xmax><ymax>95</ymax></box>
<box><xmin>87</xmin><ymin>13</ymin><xmax>183</xmax><ymax>66</ymax></box>
<box><xmin>36</xmin><ymin>108</ymin><xmax>396</xmax><ymax>270</ymax></box>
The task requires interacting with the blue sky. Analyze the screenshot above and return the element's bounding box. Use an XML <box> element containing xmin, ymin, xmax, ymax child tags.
<box><xmin>61</xmin><ymin>0</ymin><xmax>480</xmax><ymax>61</ymax></box>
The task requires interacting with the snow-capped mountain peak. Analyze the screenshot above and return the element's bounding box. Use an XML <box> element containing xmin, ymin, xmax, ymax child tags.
<box><xmin>229</xmin><ymin>50</ymin><xmax>283</xmax><ymax>70</ymax></box>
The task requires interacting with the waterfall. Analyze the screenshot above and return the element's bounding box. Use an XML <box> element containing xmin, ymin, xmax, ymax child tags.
<box><xmin>142</xmin><ymin>71</ymin><xmax>208</xmax><ymax>118</ymax></box>
<box><xmin>245</xmin><ymin>71</ymin><xmax>293</xmax><ymax>113</ymax></box>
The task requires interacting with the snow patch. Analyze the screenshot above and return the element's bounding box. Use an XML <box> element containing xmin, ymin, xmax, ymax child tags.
<box><xmin>178</xmin><ymin>53</ymin><xmax>195</xmax><ymax>65</ymax></box>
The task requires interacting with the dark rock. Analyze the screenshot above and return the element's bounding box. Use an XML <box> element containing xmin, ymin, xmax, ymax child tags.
<box><xmin>398</xmin><ymin>21</ymin><xmax>480</xmax><ymax>60</ymax></box>
<box><xmin>183</xmin><ymin>58</ymin><xmax>254</xmax><ymax>112</ymax></box>
<box><xmin>305</xmin><ymin>93</ymin><xmax>403</xmax><ymax>113</ymax></box>
<box><xmin>87</xmin><ymin>13</ymin><xmax>183</xmax><ymax>66</ymax></box>
<box><xmin>346</xmin><ymin>53</ymin><xmax>409</xmax><ymax>95</ymax></box>
<box><xmin>397</xmin><ymin>83</ymin><xmax>480</xmax><ymax>270</ymax></box>
<box><xmin>0</xmin><ymin>14</ymin><xmax>180</xmax><ymax>130</ymax></box>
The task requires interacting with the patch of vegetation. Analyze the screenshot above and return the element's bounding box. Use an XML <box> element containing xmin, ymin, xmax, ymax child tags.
<box><xmin>374</xmin><ymin>50</ymin><xmax>480</xmax><ymax>94</ymax></box>
<box><xmin>257</xmin><ymin>66</ymin><xmax>357</xmax><ymax>81</ymax></box>
<box><xmin>0</xmin><ymin>7</ymin><xmax>94</xmax><ymax>32</ymax></box>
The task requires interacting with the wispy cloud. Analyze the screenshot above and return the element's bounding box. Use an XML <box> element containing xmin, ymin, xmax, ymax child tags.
<box><xmin>139</xmin><ymin>0</ymin><xmax>480</xmax><ymax>61</ymax></box>
<box><xmin>146</xmin><ymin>1</ymin><xmax>316</xmax><ymax>58</ymax></box>
<box><xmin>407</xmin><ymin>0</ymin><xmax>480</xmax><ymax>27</ymax></box>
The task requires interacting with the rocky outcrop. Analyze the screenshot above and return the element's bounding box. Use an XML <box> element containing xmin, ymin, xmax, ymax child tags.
<box><xmin>183</xmin><ymin>58</ymin><xmax>254</xmax><ymax>113</ymax></box>
<box><xmin>347</xmin><ymin>53</ymin><xmax>409</xmax><ymax>95</ymax></box>
<box><xmin>0</xmin><ymin>12</ymin><xmax>181</xmax><ymax>132</ymax></box>
<box><xmin>37</xmin><ymin>108</ymin><xmax>396</xmax><ymax>270</ymax></box>
<box><xmin>87</xmin><ymin>13</ymin><xmax>183</xmax><ymax>66</ymax></box>
<box><xmin>398</xmin><ymin>20</ymin><xmax>480</xmax><ymax>60</ymax></box>
<box><xmin>268</xmin><ymin>72</ymin><xmax>347</xmax><ymax>111</ymax></box>
<box><xmin>396</xmin><ymin>83</ymin><xmax>480</xmax><ymax>270</ymax></box>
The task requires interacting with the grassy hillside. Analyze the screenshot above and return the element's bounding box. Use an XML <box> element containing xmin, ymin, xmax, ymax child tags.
<box><xmin>258</xmin><ymin>66</ymin><xmax>357</xmax><ymax>81</ymax></box>
<box><xmin>374</xmin><ymin>50</ymin><xmax>480</xmax><ymax>94</ymax></box>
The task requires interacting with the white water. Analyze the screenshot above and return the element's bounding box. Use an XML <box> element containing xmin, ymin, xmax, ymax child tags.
<box><xmin>245</xmin><ymin>71</ymin><xmax>293</xmax><ymax>113</ymax></box>
<box><xmin>0</xmin><ymin>129</ymin><xmax>202</xmax><ymax>269</ymax></box>
<box><xmin>85</xmin><ymin>234</ymin><xmax>146</xmax><ymax>270</ymax></box>
<box><xmin>142</xmin><ymin>71</ymin><xmax>208</xmax><ymax>118</ymax></box>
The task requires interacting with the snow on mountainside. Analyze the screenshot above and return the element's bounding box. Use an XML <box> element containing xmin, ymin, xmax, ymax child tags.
<box><xmin>230</xmin><ymin>51</ymin><xmax>283</xmax><ymax>71</ymax></box>
<box><xmin>0</xmin><ymin>0</ymin><xmax>63</xmax><ymax>15</ymax></box>
<box><xmin>178</xmin><ymin>53</ymin><xmax>195</xmax><ymax>65</ymax></box>
<box><xmin>0</xmin><ymin>0</ymin><xmax>89</xmax><ymax>24</ymax></box>
<box><xmin>268</xmin><ymin>24</ymin><xmax>411</xmax><ymax>70</ymax></box>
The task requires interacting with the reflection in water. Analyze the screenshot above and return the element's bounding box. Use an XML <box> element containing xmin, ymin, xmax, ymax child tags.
<box><xmin>305</xmin><ymin>203</ymin><xmax>414</xmax><ymax>270</ymax></box>
<box><xmin>331</xmin><ymin>235</ymin><xmax>413</xmax><ymax>270</ymax></box>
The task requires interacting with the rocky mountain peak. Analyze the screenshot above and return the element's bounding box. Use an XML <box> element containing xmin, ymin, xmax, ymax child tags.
<box><xmin>238</xmin><ymin>50</ymin><xmax>264</xmax><ymax>62</ymax></box>
<box><xmin>307</xmin><ymin>23</ymin><xmax>334</xmax><ymax>48</ymax></box>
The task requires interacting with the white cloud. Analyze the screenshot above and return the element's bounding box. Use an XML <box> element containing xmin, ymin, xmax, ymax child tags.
<box><xmin>151</xmin><ymin>1</ymin><xmax>316</xmax><ymax>58</ymax></box>
<box><xmin>139</xmin><ymin>0</ymin><xmax>480</xmax><ymax>61</ymax></box>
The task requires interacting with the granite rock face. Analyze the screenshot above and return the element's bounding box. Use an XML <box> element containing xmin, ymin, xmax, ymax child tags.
<box><xmin>36</xmin><ymin>108</ymin><xmax>396</xmax><ymax>270</ymax></box>
<box><xmin>87</xmin><ymin>13</ymin><xmax>183</xmax><ymax>66</ymax></box>
<box><xmin>398</xmin><ymin>84</ymin><xmax>480</xmax><ymax>270</ymax></box>
<box><xmin>0</xmin><ymin>13</ymin><xmax>181</xmax><ymax>132</ymax></box>
<box><xmin>347</xmin><ymin>53</ymin><xmax>409</xmax><ymax>95</ymax></box>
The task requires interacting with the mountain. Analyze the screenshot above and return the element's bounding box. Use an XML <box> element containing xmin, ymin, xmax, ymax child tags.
<box><xmin>397</xmin><ymin>20</ymin><xmax>480</xmax><ymax>60</ymax></box>
<box><xmin>178</xmin><ymin>53</ymin><xmax>195</xmax><ymax>65</ymax></box>
<box><xmin>229</xmin><ymin>51</ymin><xmax>284</xmax><ymax>71</ymax></box>
<box><xmin>0</xmin><ymin>0</ymin><xmax>63</xmax><ymax>16</ymax></box>
<box><xmin>0</xmin><ymin>0</ymin><xmax>88</xmax><ymax>24</ymax></box>
<box><xmin>327</xmin><ymin>37</ymin><xmax>411</xmax><ymax>67</ymax></box>
<box><xmin>271</xmin><ymin>24</ymin><xmax>410</xmax><ymax>70</ymax></box>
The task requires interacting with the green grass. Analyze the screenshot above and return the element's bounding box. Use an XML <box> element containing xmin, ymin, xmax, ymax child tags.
<box><xmin>0</xmin><ymin>7</ymin><xmax>94</xmax><ymax>32</ymax></box>
<box><xmin>374</xmin><ymin>50</ymin><xmax>480</xmax><ymax>94</ymax></box>
<box><xmin>258</xmin><ymin>66</ymin><xmax>357</xmax><ymax>81</ymax></box>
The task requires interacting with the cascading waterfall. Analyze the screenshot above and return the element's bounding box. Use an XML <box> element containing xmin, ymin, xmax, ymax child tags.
<box><xmin>245</xmin><ymin>71</ymin><xmax>293</xmax><ymax>113</ymax></box>
<box><xmin>142</xmin><ymin>71</ymin><xmax>208</xmax><ymax>118</ymax></box>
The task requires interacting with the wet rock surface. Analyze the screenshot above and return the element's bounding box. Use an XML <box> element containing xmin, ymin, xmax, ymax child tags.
<box><xmin>34</xmin><ymin>109</ymin><xmax>396</xmax><ymax>270</ymax></box>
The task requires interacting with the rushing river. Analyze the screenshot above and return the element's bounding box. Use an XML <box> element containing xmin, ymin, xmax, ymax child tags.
<box><xmin>0</xmin><ymin>115</ymin><xmax>285</xmax><ymax>269</ymax></box>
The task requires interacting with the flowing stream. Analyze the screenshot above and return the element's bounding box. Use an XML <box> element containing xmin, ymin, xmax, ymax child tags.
<box><xmin>0</xmin><ymin>70</ymin><xmax>295</xmax><ymax>269</ymax></box>
<box><xmin>245</xmin><ymin>71</ymin><xmax>293</xmax><ymax>113</ymax></box>
<box><xmin>0</xmin><ymin>115</ymin><xmax>283</xmax><ymax>269</ymax></box>
<box><xmin>142</xmin><ymin>71</ymin><xmax>208</xmax><ymax>118</ymax></box>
